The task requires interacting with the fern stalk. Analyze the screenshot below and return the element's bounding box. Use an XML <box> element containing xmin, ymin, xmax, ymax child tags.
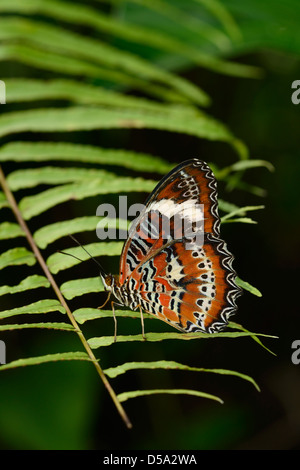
<box><xmin>0</xmin><ymin>165</ymin><xmax>132</xmax><ymax>429</ymax></box>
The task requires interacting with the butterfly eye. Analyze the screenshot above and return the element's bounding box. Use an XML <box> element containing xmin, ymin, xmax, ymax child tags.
<box><xmin>104</xmin><ymin>274</ymin><xmax>113</xmax><ymax>287</ymax></box>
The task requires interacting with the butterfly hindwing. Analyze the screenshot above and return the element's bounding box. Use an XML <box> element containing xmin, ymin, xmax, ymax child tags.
<box><xmin>127</xmin><ymin>235</ymin><xmax>241</xmax><ymax>333</ymax></box>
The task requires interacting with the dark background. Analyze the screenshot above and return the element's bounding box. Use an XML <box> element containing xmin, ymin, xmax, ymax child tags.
<box><xmin>0</xmin><ymin>0</ymin><xmax>299</xmax><ymax>450</ymax></box>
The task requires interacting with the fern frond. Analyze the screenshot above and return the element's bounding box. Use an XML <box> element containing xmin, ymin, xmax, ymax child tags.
<box><xmin>0</xmin><ymin>275</ymin><xmax>50</xmax><ymax>296</ymax></box>
<box><xmin>117</xmin><ymin>389</ymin><xmax>224</xmax><ymax>404</ymax></box>
<box><xmin>0</xmin><ymin>322</ymin><xmax>75</xmax><ymax>332</ymax></box>
<box><xmin>0</xmin><ymin>166</ymin><xmax>132</xmax><ymax>428</ymax></box>
<box><xmin>88</xmin><ymin>330</ymin><xmax>277</xmax><ymax>349</ymax></box>
<box><xmin>0</xmin><ymin>106</ymin><xmax>239</xmax><ymax>150</ymax></box>
<box><xmin>0</xmin><ymin>141</ymin><xmax>173</xmax><ymax>174</ymax></box>
<box><xmin>0</xmin><ymin>247</ymin><xmax>36</xmax><ymax>269</ymax></box>
<box><xmin>33</xmin><ymin>217</ymin><xmax>129</xmax><ymax>249</ymax></box>
<box><xmin>0</xmin><ymin>352</ymin><xmax>91</xmax><ymax>371</ymax></box>
<box><xmin>0</xmin><ymin>0</ymin><xmax>276</xmax><ymax>431</ymax></box>
<box><xmin>47</xmin><ymin>242</ymin><xmax>123</xmax><ymax>274</ymax></box>
<box><xmin>0</xmin><ymin>17</ymin><xmax>208</xmax><ymax>105</ymax></box>
<box><xmin>0</xmin><ymin>45</ymin><xmax>190</xmax><ymax>103</ymax></box>
<box><xmin>0</xmin><ymin>299</ymin><xmax>66</xmax><ymax>320</ymax></box>
<box><xmin>103</xmin><ymin>360</ymin><xmax>260</xmax><ymax>390</ymax></box>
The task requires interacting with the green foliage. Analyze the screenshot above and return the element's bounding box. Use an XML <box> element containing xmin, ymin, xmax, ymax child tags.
<box><xmin>87</xmin><ymin>329</ymin><xmax>276</xmax><ymax>348</ymax></box>
<box><xmin>103</xmin><ymin>359</ymin><xmax>260</xmax><ymax>390</ymax></box>
<box><xmin>0</xmin><ymin>299</ymin><xmax>66</xmax><ymax>320</ymax></box>
<box><xmin>117</xmin><ymin>388</ymin><xmax>224</xmax><ymax>404</ymax></box>
<box><xmin>0</xmin><ymin>275</ymin><xmax>50</xmax><ymax>296</ymax></box>
<box><xmin>0</xmin><ymin>0</ymin><xmax>276</xmax><ymax>432</ymax></box>
<box><xmin>0</xmin><ymin>352</ymin><xmax>89</xmax><ymax>369</ymax></box>
<box><xmin>0</xmin><ymin>247</ymin><xmax>36</xmax><ymax>269</ymax></box>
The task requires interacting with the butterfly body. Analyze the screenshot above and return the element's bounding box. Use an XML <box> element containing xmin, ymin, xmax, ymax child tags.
<box><xmin>101</xmin><ymin>159</ymin><xmax>242</xmax><ymax>334</ymax></box>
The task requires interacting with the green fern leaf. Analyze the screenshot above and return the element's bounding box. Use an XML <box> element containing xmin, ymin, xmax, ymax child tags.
<box><xmin>73</xmin><ymin>308</ymin><xmax>152</xmax><ymax>324</ymax></box>
<box><xmin>0</xmin><ymin>352</ymin><xmax>91</xmax><ymax>371</ymax></box>
<box><xmin>0</xmin><ymin>322</ymin><xmax>75</xmax><ymax>332</ymax></box>
<box><xmin>88</xmin><ymin>330</ymin><xmax>277</xmax><ymax>349</ymax></box>
<box><xmin>61</xmin><ymin>278</ymin><xmax>104</xmax><ymax>300</ymax></box>
<box><xmin>47</xmin><ymin>242</ymin><xmax>123</xmax><ymax>274</ymax></box>
<box><xmin>0</xmin><ymin>222</ymin><xmax>25</xmax><ymax>240</ymax></box>
<box><xmin>19</xmin><ymin>178</ymin><xmax>156</xmax><ymax>220</ymax></box>
<box><xmin>0</xmin><ymin>299</ymin><xmax>66</xmax><ymax>320</ymax></box>
<box><xmin>0</xmin><ymin>275</ymin><xmax>50</xmax><ymax>297</ymax></box>
<box><xmin>34</xmin><ymin>217</ymin><xmax>129</xmax><ymax>249</ymax></box>
<box><xmin>104</xmin><ymin>360</ymin><xmax>260</xmax><ymax>390</ymax></box>
<box><xmin>0</xmin><ymin>142</ymin><xmax>173</xmax><ymax>174</ymax></box>
<box><xmin>0</xmin><ymin>247</ymin><xmax>36</xmax><ymax>270</ymax></box>
<box><xmin>117</xmin><ymin>388</ymin><xmax>224</xmax><ymax>404</ymax></box>
<box><xmin>236</xmin><ymin>278</ymin><xmax>262</xmax><ymax>297</ymax></box>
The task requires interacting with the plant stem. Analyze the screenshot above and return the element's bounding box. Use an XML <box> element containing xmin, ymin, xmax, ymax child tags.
<box><xmin>0</xmin><ymin>165</ymin><xmax>132</xmax><ymax>429</ymax></box>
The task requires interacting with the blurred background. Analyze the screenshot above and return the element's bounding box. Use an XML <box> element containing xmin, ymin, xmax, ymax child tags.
<box><xmin>0</xmin><ymin>0</ymin><xmax>299</xmax><ymax>450</ymax></box>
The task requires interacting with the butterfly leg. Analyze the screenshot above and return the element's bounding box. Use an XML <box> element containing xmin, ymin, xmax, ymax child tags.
<box><xmin>109</xmin><ymin>301</ymin><xmax>118</xmax><ymax>343</ymax></box>
<box><xmin>97</xmin><ymin>291</ymin><xmax>111</xmax><ymax>309</ymax></box>
<box><xmin>138</xmin><ymin>305</ymin><xmax>146</xmax><ymax>341</ymax></box>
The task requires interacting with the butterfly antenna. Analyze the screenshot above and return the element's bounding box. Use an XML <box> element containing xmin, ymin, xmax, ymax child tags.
<box><xmin>63</xmin><ymin>234</ymin><xmax>107</xmax><ymax>276</ymax></box>
<box><xmin>58</xmin><ymin>250</ymin><xmax>85</xmax><ymax>263</ymax></box>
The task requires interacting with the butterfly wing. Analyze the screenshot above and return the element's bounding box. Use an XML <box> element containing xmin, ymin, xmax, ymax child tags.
<box><xmin>119</xmin><ymin>159</ymin><xmax>242</xmax><ymax>333</ymax></box>
<box><xmin>119</xmin><ymin>159</ymin><xmax>219</xmax><ymax>281</ymax></box>
<box><xmin>127</xmin><ymin>235</ymin><xmax>240</xmax><ymax>333</ymax></box>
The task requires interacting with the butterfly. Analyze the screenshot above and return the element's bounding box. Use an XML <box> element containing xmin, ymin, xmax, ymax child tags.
<box><xmin>99</xmin><ymin>159</ymin><xmax>242</xmax><ymax>339</ymax></box>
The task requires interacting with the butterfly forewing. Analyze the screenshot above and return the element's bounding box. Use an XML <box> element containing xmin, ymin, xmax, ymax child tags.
<box><xmin>120</xmin><ymin>160</ymin><xmax>218</xmax><ymax>280</ymax></box>
<box><xmin>118</xmin><ymin>159</ymin><xmax>242</xmax><ymax>333</ymax></box>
